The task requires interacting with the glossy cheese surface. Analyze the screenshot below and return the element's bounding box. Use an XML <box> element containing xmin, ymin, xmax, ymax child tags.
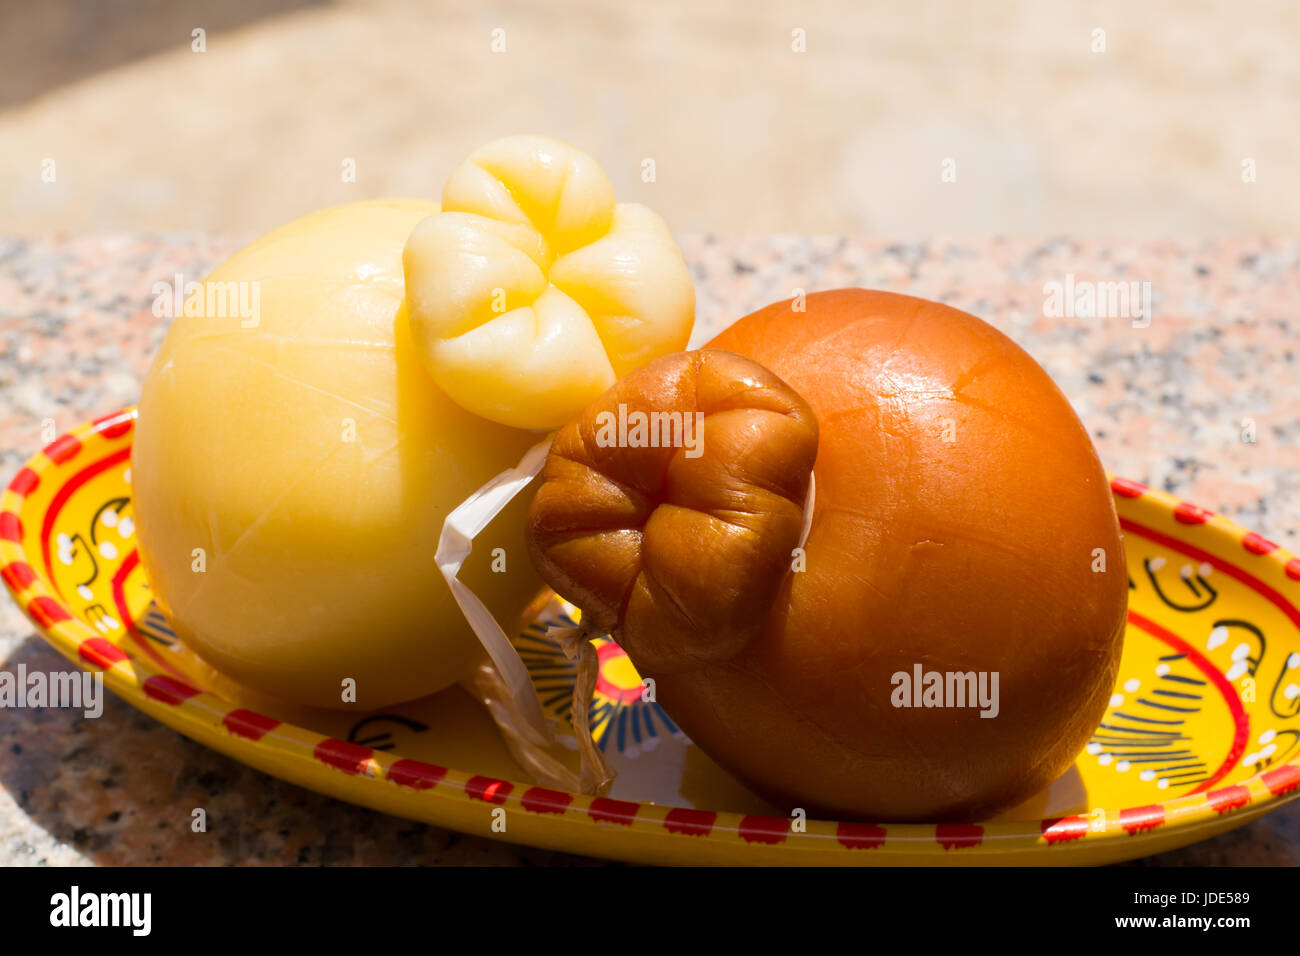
<box><xmin>133</xmin><ymin>199</ymin><xmax>541</xmax><ymax>709</ymax></box>
<box><xmin>693</xmin><ymin>290</ymin><xmax>1128</xmax><ymax>819</ymax></box>
<box><xmin>524</xmin><ymin>290</ymin><xmax>1128</xmax><ymax>821</ymax></box>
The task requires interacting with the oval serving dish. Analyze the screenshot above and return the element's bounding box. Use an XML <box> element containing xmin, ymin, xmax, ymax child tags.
<box><xmin>2</xmin><ymin>408</ymin><xmax>1298</xmax><ymax>865</ymax></box>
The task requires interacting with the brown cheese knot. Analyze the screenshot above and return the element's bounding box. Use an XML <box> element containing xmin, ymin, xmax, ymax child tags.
<box><xmin>526</xmin><ymin>349</ymin><xmax>819</xmax><ymax>675</ymax></box>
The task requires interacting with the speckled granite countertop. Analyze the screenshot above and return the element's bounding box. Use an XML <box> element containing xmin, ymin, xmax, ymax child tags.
<box><xmin>1</xmin><ymin>234</ymin><xmax>1298</xmax><ymax>865</ymax></box>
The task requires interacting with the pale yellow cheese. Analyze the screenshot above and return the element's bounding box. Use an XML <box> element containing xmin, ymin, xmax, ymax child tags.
<box><xmin>133</xmin><ymin>199</ymin><xmax>543</xmax><ymax>709</ymax></box>
<box><xmin>403</xmin><ymin>135</ymin><xmax>695</xmax><ymax>430</ymax></box>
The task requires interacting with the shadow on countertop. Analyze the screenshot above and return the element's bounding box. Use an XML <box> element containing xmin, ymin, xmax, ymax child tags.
<box><xmin>1</xmin><ymin>633</ymin><xmax>1298</xmax><ymax>867</ymax></box>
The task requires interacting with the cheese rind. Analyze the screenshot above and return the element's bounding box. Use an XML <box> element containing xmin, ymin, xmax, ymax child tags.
<box><xmin>133</xmin><ymin>199</ymin><xmax>543</xmax><ymax>709</ymax></box>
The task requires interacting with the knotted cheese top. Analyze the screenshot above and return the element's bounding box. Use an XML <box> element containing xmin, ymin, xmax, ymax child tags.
<box><xmin>403</xmin><ymin>135</ymin><xmax>695</xmax><ymax>430</ymax></box>
<box><xmin>525</xmin><ymin>349</ymin><xmax>820</xmax><ymax>676</ymax></box>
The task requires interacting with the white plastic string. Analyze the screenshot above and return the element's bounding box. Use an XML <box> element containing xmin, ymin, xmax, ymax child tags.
<box><xmin>797</xmin><ymin>471</ymin><xmax>816</xmax><ymax>552</ymax></box>
<box><xmin>436</xmin><ymin>436</ymin><xmax>616</xmax><ymax>795</ymax></box>
<box><xmin>549</xmin><ymin>621</ymin><xmax>616</xmax><ymax>793</ymax></box>
<box><xmin>436</xmin><ymin>434</ymin><xmax>815</xmax><ymax>798</ymax></box>
<box><xmin>435</xmin><ymin>437</ymin><xmax>554</xmax><ymax>746</ymax></box>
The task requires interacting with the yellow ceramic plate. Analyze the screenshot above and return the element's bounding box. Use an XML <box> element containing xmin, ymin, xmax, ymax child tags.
<box><xmin>3</xmin><ymin>408</ymin><xmax>1299</xmax><ymax>865</ymax></box>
